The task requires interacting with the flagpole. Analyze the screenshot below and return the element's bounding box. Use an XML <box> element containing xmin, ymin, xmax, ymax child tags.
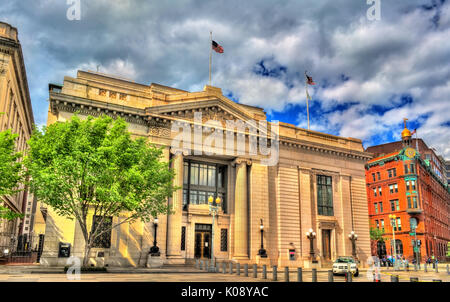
<box><xmin>305</xmin><ymin>71</ymin><xmax>310</xmax><ymax>130</ymax></box>
<box><xmin>209</xmin><ymin>31</ymin><xmax>212</xmax><ymax>86</ymax></box>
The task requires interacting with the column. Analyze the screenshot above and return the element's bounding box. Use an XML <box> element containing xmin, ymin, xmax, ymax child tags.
<box><xmin>233</xmin><ymin>159</ymin><xmax>250</xmax><ymax>259</ymax></box>
<box><xmin>165</xmin><ymin>149</ymin><xmax>184</xmax><ymax>262</ymax></box>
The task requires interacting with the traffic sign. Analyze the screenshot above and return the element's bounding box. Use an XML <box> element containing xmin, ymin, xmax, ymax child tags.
<box><xmin>409</xmin><ymin>232</ymin><xmax>416</xmax><ymax>236</ymax></box>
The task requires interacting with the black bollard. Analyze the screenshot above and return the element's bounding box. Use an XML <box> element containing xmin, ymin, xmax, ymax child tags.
<box><xmin>229</xmin><ymin>262</ymin><xmax>233</xmax><ymax>274</ymax></box>
<box><xmin>262</xmin><ymin>265</ymin><xmax>267</xmax><ymax>279</ymax></box>
<box><xmin>222</xmin><ymin>262</ymin><xmax>226</xmax><ymax>274</ymax></box>
<box><xmin>272</xmin><ymin>265</ymin><xmax>278</xmax><ymax>281</ymax></box>
<box><xmin>312</xmin><ymin>268</ymin><xmax>317</xmax><ymax>282</ymax></box>
<box><xmin>284</xmin><ymin>267</ymin><xmax>289</xmax><ymax>282</ymax></box>
<box><xmin>199</xmin><ymin>260</ymin><xmax>203</xmax><ymax>270</ymax></box>
<box><xmin>244</xmin><ymin>264</ymin><xmax>248</xmax><ymax>277</ymax></box>
<box><xmin>328</xmin><ymin>270</ymin><xmax>334</xmax><ymax>282</ymax></box>
<box><xmin>253</xmin><ymin>264</ymin><xmax>257</xmax><ymax>278</ymax></box>
<box><xmin>236</xmin><ymin>263</ymin><xmax>240</xmax><ymax>275</ymax></box>
<box><xmin>410</xmin><ymin>277</ymin><xmax>419</xmax><ymax>282</ymax></box>
<box><xmin>297</xmin><ymin>268</ymin><xmax>303</xmax><ymax>282</ymax></box>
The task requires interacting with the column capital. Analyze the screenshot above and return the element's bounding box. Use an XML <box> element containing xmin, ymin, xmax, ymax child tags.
<box><xmin>232</xmin><ymin>158</ymin><xmax>252</xmax><ymax>167</ymax></box>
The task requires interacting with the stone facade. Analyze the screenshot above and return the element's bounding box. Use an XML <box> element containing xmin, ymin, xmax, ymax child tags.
<box><xmin>0</xmin><ymin>22</ymin><xmax>36</xmax><ymax>249</ymax></box>
<box><xmin>40</xmin><ymin>70</ymin><xmax>372</xmax><ymax>268</ymax></box>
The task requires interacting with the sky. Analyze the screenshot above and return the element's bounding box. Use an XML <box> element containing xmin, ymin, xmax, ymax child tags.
<box><xmin>1</xmin><ymin>0</ymin><xmax>449</xmax><ymax>158</ymax></box>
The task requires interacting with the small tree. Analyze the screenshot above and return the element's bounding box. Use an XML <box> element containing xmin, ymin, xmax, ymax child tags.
<box><xmin>26</xmin><ymin>115</ymin><xmax>177</xmax><ymax>267</ymax></box>
<box><xmin>0</xmin><ymin>127</ymin><xmax>24</xmax><ymax>220</ymax></box>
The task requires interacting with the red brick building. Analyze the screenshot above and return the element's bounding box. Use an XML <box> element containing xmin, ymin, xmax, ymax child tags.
<box><xmin>365</xmin><ymin>122</ymin><xmax>450</xmax><ymax>262</ymax></box>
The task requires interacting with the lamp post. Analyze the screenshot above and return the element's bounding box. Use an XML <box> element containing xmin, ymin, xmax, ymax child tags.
<box><xmin>208</xmin><ymin>195</ymin><xmax>221</xmax><ymax>272</ymax></box>
<box><xmin>149</xmin><ymin>217</ymin><xmax>160</xmax><ymax>256</ymax></box>
<box><xmin>389</xmin><ymin>214</ymin><xmax>398</xmax><ymax>270</ymax></box>
<box><xmin>348</xmin><ymin>231</ymin><xmax>358</xmax><ymax>259</ymax></box>
<box><xmin>306</xmin><ymin>228</ymin><xmax>316</xmax><ymax>260</ymax></box>
<box><xmin>258</xmin><ymin>219</ymin><xmax>267</xmax><ymax>258</ymax></box>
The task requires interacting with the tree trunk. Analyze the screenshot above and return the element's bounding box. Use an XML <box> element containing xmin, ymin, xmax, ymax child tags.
<box><xmin>83</xmin><ymin>244</ymin><xmax>91</xmax><ymax>267</ymax></box>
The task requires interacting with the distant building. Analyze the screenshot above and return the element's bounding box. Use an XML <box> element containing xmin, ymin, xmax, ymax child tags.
<box><xmin>445</xmin><ymin>159</ymin><xmax>450</xmax><ymax>185</ymax></box>
<box><xmin>365</xmin><ymin>121</ymin><xmax>450</xmax><ymax>262</ymax></box>
<box><xmin>0</xmin><ymin>22</ymin><xmax>37</xmax><ymax>255</ymax></box>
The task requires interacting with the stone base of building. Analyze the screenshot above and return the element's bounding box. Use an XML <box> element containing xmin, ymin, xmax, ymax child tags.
<box><xmin>146</xmin><ymin>255</ymin><xmax>164</xmax><ymax>268</ymax></box>
<box><xmin>165</xmin><ymin>256</ymin><xmax>186</xmax><ymax>265</ymax></box>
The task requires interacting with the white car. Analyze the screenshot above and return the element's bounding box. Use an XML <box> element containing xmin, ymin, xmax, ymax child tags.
<box><xmin>332</xmin><ymin>256</ymin><xmax>359</xmax><ymax>276</ymax></box>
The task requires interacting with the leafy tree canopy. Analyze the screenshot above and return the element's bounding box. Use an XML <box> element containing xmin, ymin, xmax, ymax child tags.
<box><xmin>25</xmin><ymin>115</ymin><xmax>177</xmax><ymax>264</ymax></box>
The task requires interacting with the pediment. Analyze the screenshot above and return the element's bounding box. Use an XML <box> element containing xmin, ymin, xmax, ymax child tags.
<box><xmin>145</xmin><ymin>98</ymin><xmax>258</xmax><ymax>124</ymax></box>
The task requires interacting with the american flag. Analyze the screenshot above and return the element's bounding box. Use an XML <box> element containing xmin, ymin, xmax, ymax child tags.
<box><xmin>306</xmin><ymin>73</ymin><xmax>316</xmax><ymax>85</ymax></box>
<box><xmin>212</xmin><ymin>40</ymin><xmax>224</xmax><ymax>53</ymax></box>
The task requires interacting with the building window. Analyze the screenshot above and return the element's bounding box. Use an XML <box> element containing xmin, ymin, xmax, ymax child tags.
<box><xmin>407</xmin><ymin>197</ymin><xmax>412</xmax><ymax>208</ymax></box>
<box><xmin>378</xmin><ymin>186</ymin><xmax>382</xmax><ymax>196</ymax></box>
<box><xmin>404</xmin><ymin>164</ymin><xmax>409</xmax><ymax>174</ymax></box>
<box><xmin>375</xmin><ymin>220</ymin><xmax>379</xmax><ymax>229</ymax></box>
<box><xmin>388</xmin><ymin>168</ymin><xmax>396</xmax><ymax>178</ymax></box>
<box><xmin>395</xmin><ymin>200</ymin><xmax>399</xmax><ymax>211</ymax></box>
<box><xmin>372</xmin><ymin>173</ymin><xmax>376</xmax><ymax>182</ymax></box>
<box><xmin>109</xmin><ymin>91</ymin><xmax>117</xmax><ymax>98</ymax></box>
<box><xmin>183</xmin><ymin>160</ymin><xmax>227</xmax><ymax>213</ymax></box>
<box><xmin>379</xmin><ymin>202</ymin><xmax>383</xmax><ymax>213</ymax></box>
<box><xmin>220</xmin><ymin>229</ymin><xmax>228</xmax><ymax>252</ymax></box>
<box><xmin>381</xmin><ymin>219</ymin><xmax>385</xmax><ymax>230</ymax></box>
<box><xmin>317</xmin><ymin>175</ymin><xmax>333</xmax><ymax>216</ymax></box>
<box><xmin>374</xmin><ymin>203</ymin><xmax>378</xmax><ymax>214</ymax></box>
<box><xmin>377</xmin><ymin>172</ymin><xmax>381</xmax><ymax>180</ymax></box>
<box><xmin>181</xmin><ymin>226</ymin><xmax>186</xmax><ymax>251</ymax></box>
<box><xmin>373</xmin><ymin>187</ymin><xmax>377</xmax><ymax>197</ymax></box>
<box><xmin>411</xmin><ymin>180</ymin><xmax>416</xmax><ymax>190</ymax></box>
<box><xmin>390</xmin><ymin>200</ymin><xmax>395</xmax><ymax>211</ymax></box>
<box><xmin>389</xmin><ymin>184</ymin><xmax>393</xmax><ymax>194</ymax></box>
<box><xmin>410</xmin><ymin>163</ymin><xmax>415</xmax><ymax>174</ymax></box>
<box><xmin>91</xmin><ymin>216</ymin><xmax>112</xmax><ymax>248</ymax></box>
<box><xmin>394</xmin><ymin>183</ymin><xmax>398</xmax><ymax>193</ymax></box>
<box><xmin>396</xmin><ymin>217</ymin><xmax>402</xmax><ymax>231</ymax></box>
<box><xmin>406</xmin><ymin>181</ymin><xmax>410</xmax><ymax>191</ymax></box>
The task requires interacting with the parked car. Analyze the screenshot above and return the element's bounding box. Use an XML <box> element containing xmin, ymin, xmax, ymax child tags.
<box><xmin>332</xmin><ymin>256</ymin><xmax>359</xmax><ymax>276</ymax></box>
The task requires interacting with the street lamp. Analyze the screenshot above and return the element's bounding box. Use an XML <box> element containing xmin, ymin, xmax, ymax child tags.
<box><xmin>208</xmin><ymin>195</ymin><xmax>221</xmax><ymax>272</ymax></box>
<box><xmin>258</xmin><ymin>219</ymin><xmax>267</xmax><ymax>258</ymax></box>
<box><xmin>149</xmin><ymin>217</ymin><xmax>160</xmax><ymax>256</ymax></box>
<box><xmin>389</xmin><ymin>214</ymin><xmax>398</xmax><ymax>270</ymax></box>
<box><xmin>306</xmin><ymin>228</ymin><xmax>316</xmax><ymax>260</ymax></box>
<box><xmin>348</xmin><ymin>231</ymin><xmax>358</xmax><ymax>259</ymax></box>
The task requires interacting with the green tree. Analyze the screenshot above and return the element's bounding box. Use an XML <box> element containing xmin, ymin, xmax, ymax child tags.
<box><xmin>25</xmin><ymin>115</ymin><xmax>177</xmax><ymax>266</ymax></box>
<box><xmin>0</xmin><ymin>126</ymin><xmax>24</xmax><ymax>220</ymax></box>
<box><xmin>370</xmin><ymin>227</ymin><xmax>386</xmax><ymax>242</ymax></box>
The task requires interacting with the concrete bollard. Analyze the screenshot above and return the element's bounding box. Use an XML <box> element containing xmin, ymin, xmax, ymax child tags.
<box><xmin>435</xmin><ymin>263</ymin><xmax>438</xmax><ymax>273</ymax></box>
<box><xmin>222</xmin><ymin>262</ymin><xmax>226</xmax><ymax>274</ymax></box>
<box><xmin>253</xmin><ymin>264</ymin><xmax>257</xmax><ymax>278</ymax></box>
<box><xmin>272</xmin><ymin>265</ymin><xmax>278</xmax><ymax>281</ymax></box>
<box><xmin>312</xmin><ymin>268</ymin><xmax>317</xmax><ymax>282</ymax></box>
<box><xmin>229</xmin><ymin>262</ymin><xmax>233</xmax><ymax>274</ymax></box>
<box><xmin>424</xmin><ymin>263</ymin><xmax>428</xmax><ymax>272</ymax></box>
<box><xmin>216</xmin><ymin>262</ymin><xmax>220</xmax><ymax>273</ymax></box>
<box><xmin>205</xmin><ymin>261</ymin><xmax>209</xmax><ymax>271</ymax></box>
<box><xmin>195</xmin><ymin>259</ymin><xmax>199</xmax><ymax>269</ymax></box>
<box><xmin>284</xmin><ymin>267</ymin><xmax>289</xmax><ymax>282</ymax></box>
<box><xmin>199</xmin><ymin>260</ymin><xmax>203</xmax><ymax>270</ymax></box>
<box><xmin>262</xmin><ymin>265</ymin><xmax>267</xmax><ymax>279</ymax></box>
<box><xmin>410</xmin><ymin>277</ymin><xmax>419</xmax><ymax>282</ymax></box>
<box><xmin>391</xmin><ymin>275</ymin><xmax>399</xmax><ymax>282</ymax></box>
<box><xmin>244</xmin><ymin>264</ymin><xmax>248</xmax><ymax>277</ymax></box>
<box><xmin>297</xmin><ymin>268</ymin><xmax>303</xmax><ymax>282</ymax></box>
<box><xmin>236</xmin><ymin>263</ymin><xmax>240</xmax><ymax>275</ymax></box>
<box><xmin>328</xmin><ymin>270</ymin><xmax>334</xmax><ymax>282</ymax></box>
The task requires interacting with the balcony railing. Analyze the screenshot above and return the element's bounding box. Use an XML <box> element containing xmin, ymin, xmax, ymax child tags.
<box><xmin>406</xmin><ymin>207</ymin><xmax>423</xmax><ymax>214</ymax></box>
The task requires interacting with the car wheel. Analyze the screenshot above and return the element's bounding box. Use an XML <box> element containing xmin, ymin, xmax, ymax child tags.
<box><xmin>354</xmin><ymin>269</ymin><xmax>359</xmax><ymax>277</ymax></box>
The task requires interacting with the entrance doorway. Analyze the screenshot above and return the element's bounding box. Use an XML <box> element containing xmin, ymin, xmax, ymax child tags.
<box><xmin>322</xmin><ymin>229</ymin><xmax>331</xmax><ymax>260</ymax></box>
<box><xmin>194</xmin><ymin>224</ymin><xmax>212</xmax><ymax>259</ymax></box>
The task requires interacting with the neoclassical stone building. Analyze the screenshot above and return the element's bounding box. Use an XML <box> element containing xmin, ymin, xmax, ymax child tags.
<box><xmin>40</xmin><ymin>70</ymin><xmax>372</xmax><ymax>268</ymax></box>
<box><xmin>0</xmin><ymin>22</ymin><xmax>36</xmax><ymax>251</ymax></box>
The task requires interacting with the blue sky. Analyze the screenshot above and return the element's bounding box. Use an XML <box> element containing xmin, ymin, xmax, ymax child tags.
<box><xmin>0</xmin><ymin>0</ymin><xmax>449</xmax><ymax>158</ymax></box>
